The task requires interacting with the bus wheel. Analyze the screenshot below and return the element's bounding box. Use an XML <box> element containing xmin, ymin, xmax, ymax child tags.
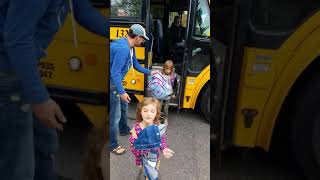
<box><xmin>201</xmin><ymin>85</ymin><xmax>210</xmax><ymax>122</ymax></box>
<box><xmin>290</xmin><ymin>79</ymin><xmax>320</xmax><ymax>179</ymax></box>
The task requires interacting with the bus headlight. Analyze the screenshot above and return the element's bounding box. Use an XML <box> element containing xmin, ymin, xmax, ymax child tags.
<box><xmin>68</xmin><ymin>57</ymin><xmax>81</xmax><ymax>71</ymax></box>
<box><xmin>131</xmin><ymin>79</ymin><xmax>136</xmax><ymax>84</ymax></box>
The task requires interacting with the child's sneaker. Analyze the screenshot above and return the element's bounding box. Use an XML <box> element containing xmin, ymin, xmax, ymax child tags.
<box><xmin>160</xmin><ymin>116</ymin><xmax>165</xmax><ymax>124</ymax></box>
<box><xmin>120</xmin><ymin>131</ymin><xmax>130</xmax><ymax>136</ymax></box>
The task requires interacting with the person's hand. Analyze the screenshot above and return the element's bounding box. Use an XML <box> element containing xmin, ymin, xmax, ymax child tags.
<box><xmin>171</xmin><ymin>95</ymin><xmax>176</xmax><ymax>99</ymax></box>
<box><xmin>31</xmin><ymin>98</ymin><xmax>67</xmax><ymax>131</ymax></box>
<box><xmin>130</xmin><ymin>128</ymin><xmax>137</xmax><ymax>138</ymax></box>
<box><xmin>163</xmin><ymin>148</ymin><xmax>174</xmax><ymax>159</ymax></box>
<box><xmin>120</xmin><ymin>93</ymin><xmax>131</xmax><ymax>103</ymax></box>
<box><xmin>138</xmin><ymin>165</ymin><xmax>142</xmax><ymax>169</ymax></box>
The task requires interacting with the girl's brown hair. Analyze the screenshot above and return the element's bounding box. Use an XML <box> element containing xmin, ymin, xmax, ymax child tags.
<box><xmin>136</xmin><ymin>97</ymin><xmax>161</xmax><ymax>125</ymax></box>
<box><xmin>162</xmin><ymin>60</ymin><xmax>174</xmax><ymax>75</ymax></box>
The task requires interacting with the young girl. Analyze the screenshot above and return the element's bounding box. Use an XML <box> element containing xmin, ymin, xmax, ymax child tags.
<box><xmin>129</xmin><ymin>97</ymin><xmax>174</xmax><ymax>180</ymax></box>
<box><xmin>159</xmin><ymin>60</ymin><xmax>180</xmax><ymax>124</ymax></box>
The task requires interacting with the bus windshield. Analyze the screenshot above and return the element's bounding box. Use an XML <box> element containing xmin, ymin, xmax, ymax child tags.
<box><xmin>111</xmin><ymin>0</ymin><xmax>142</xmax><ymax>18</ymax></box>
<box><xmin>194</xmin><ymin>0</ymin><xmax>210</xmax><ymax>38</ymax></box>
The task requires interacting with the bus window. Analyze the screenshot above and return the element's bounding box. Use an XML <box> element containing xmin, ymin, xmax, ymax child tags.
<box><xmin>188</xmin><ymin>0</ymin><xmax>210</xmax><ymax>74</ymax></box>
<box><xmin>193</xmin><ymin>0</ymin><xmax>210</xmax><ymax>38</ymax></box>
<box><xmin>169</xmin><ymin>11</ymin><xmax>188</xmax><ymax>28</ymax></box>
<box><xmin>151</xmin><ymin>5</ymin><xmax>164</xmax><ymax>19</ymax></box>
<box><xmin>111</xmin><ymin>0</ymin><xmax>142</xmax><ymax>17</ymax></box>
<box><xmin>251</xmin><ymin>0</ymin><xmax>320</xmax><ymax>32</ymax></box>
<box><xmin>188</xmin><ymin>47</ymin><xmax>210</xmax><ymax>73</ymax></box>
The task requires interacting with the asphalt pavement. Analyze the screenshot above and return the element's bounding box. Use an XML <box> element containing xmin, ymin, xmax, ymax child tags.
<box><xmin>54</xmin><ymin>101</ymin><xmax>305</xmax><ymax>180</ymax></box>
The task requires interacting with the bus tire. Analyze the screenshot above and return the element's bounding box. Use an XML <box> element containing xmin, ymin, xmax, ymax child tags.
<box><xmin>290</xmin><ymin>77</ymin><xmax>320</xmax><ymax>179</ymax></box>
<box><xmin>200</xmin><ymin>85</ymin><xmax>210</xmax><ymax>122</ymax></box>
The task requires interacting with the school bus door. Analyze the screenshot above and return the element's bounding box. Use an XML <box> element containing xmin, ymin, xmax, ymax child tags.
<box><xmin>181</xmin><ymin>0</ymin><xmax>210</xmax><ymax>116</ymax></box>
<box><xmin>212</xmin><ymin>0</ymin><xmax>247</xmax><ymax>165</ymax></box>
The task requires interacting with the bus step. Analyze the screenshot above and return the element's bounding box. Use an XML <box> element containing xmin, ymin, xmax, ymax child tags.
<box><xmin>169</xmin><ymin>103</ymin><xmax>178</xmax><ymax>107</ymax></box>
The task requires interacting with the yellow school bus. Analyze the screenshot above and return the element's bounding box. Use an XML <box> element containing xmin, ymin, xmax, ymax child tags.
<box><xmin>213</xmin><ymin>0</ymin><xmax>320</xmax><ymax>178</ymax></box>
<box><xmin>39</xmin><ymin>0</ymin><xmax>108</xmax><ymax>128</ymax></box>
<box><xmin>110</xmin><ymin>0</ymin><xmax>210</xmax><ymax>121</ymax></box>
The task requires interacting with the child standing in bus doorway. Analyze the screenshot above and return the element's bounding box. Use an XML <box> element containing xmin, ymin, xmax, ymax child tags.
<box><xmin>148</xmin><ymin>60</ymin><xmax>180</xmax><ymax>124</ymax></box>
<box><xmin>160</xmin><ymin>60</ymin><xmax>180</xmax><ymax>124</ymax></box>
<box><xmin>129</xmin><ymin>97</ymin><xmax>174</xmax><ymax>180</ymax></box>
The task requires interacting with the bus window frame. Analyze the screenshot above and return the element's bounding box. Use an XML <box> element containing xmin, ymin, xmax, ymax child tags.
<box><xmin>186</xmin><ymin>38</ymin><xmax>211</xmax><ymax>76</ymax></box>
<box><xmin>247</xmin><ymin>1</ymin><xmax>320</xmax><ymax>49</ymax></box>
<box><xmin>110</xmin><ymin>0</ymin><xmax>145</xmax><ymax>21</ymax></box>
<box><xmin>192</xmin><ymin>0</ymin><xmax>210</xmax><ymax>39</ymax></box>
<box><xmin>184</xmin><ymin>0</ymin><xmax>210</xmax><ymax>76</ymax></box>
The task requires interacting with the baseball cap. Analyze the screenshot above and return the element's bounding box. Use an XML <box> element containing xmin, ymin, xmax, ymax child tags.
<box><xmin>130</xmin><ymin>24</ymin><xmax>149</xmax><ymax>40</ymax></box>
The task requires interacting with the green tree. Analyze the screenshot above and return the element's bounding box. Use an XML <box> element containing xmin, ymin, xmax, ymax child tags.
<box><xmin>111</xmin><ymin>0</ymin><xmax>141</xmax><ymax>17</ymax></box>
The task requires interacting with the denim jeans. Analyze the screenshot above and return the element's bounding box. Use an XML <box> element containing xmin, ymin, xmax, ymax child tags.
<box><xmin>0</xmin><ymin>73</ymin><xmax>58</xmax><ymax>180</ymax></box>
<box><xmin>0</xmin><ymin>74</ymin><xmax>34</xmax><ymax>180</ymax></box>
<box><xmin>159</xmin><ymin>99</ymin><xmax>170</xmax><ymax>124</ymax></box>
<box><xmin>110</xmin><ymin>86</ymin><xmax>130</xmax><ymax>150</ymax></box>
<box><xmin>119</xmin><ymin>100</ymin><xmax>130</xmax><ymax>135</ymax></box>
<box><xmin>34</xmin><ymin>116</ymin><xmax>58</xmax><ymax>180</ymax></box>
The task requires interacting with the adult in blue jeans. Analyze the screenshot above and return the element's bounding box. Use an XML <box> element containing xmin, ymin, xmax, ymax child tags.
<box><xmin>119</xmin><ymin>100</ymin><xmax>130</xmax><ymax>136</ymax></box>
<box><xmin>110</xmin><ymin>24</ymin><xmax>156</xmax><ymax>155</ymax></box>
<box><xmin>0</xmin><ymin>0</ymin><xmax>108</xmax><ymax>179</ymax></box>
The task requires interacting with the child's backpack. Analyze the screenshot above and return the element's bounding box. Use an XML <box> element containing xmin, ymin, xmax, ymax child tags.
<box><xmin>147</xmin><ymin>72</ymin><xmax>173</xmax><ymax>100</ymax></box>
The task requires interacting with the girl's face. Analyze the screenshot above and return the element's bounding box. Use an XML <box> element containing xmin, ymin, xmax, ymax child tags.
<box><xmin>164</xmin><ymin>67</ymin><xmax>172</xmax><ymax>75</ymax></box>
<box><xmin>140</xmin><ymin>103</ymin><xmax>157</xmax><ymax>126</ymax></box>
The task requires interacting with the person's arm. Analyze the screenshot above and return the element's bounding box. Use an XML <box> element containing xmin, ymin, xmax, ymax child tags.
<box><xmin>73</xmin><ymin>0</ymin><xmax>109</xmax><ymax>37</ymax></box>
<box><xmin>160</xmin><ymin>134</ymin><xmax>168</xmax><ymax>151</ymax></box>
<box><xmin>129</xmin><ymin>128</ymin><xmax>142</xmax><ymax>166</ymax></box>
<box><xmin>4</xmin><ymin>0</ymin><xmax>50</xmax><ymax>104</ymax></box>
<box><xmin>110</xmin><ymin>47</ymin><xmax>127</xmax><ymax>95</ymax></box>
<box><xmin>160</xmin><ymin>133</ymin><xmax>174</xmax><ymax>158</ymax></box>
<box><xmin>132</xmin><ymin>50</ymin><xmax>151</xmax><ymax>75</ymax></box>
